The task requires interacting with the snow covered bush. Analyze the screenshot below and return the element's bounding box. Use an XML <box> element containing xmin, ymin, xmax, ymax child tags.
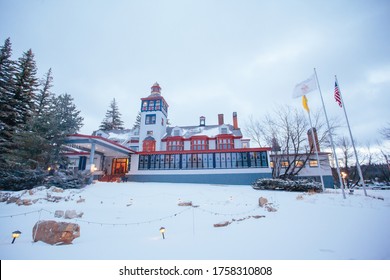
<box><xmin>252</xmin><ymin>178</ymin><xmax>322</xmax><ymax>192</ymax></box>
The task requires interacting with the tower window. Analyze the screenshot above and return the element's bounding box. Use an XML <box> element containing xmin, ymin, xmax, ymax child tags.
<box><xmin>145</xmin><ymin>114</ymin><xmax>156</xmax><ymax>125</ymax></box>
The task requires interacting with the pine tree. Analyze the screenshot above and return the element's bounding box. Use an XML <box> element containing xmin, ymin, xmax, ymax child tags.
<box><xmin>13</xmin><ymin>49</ymin><xmax>39</xmax><ymax>129</ymax></box>
<box><xmin>48</xmin><ymin>93</ymin><xmax>84</xmax><ymax>164</ymax></box>
<box><xmin>99</xmin><ymin>98</ymin><xmax>124</xmax><ymax>130</ymax></box>
<box><xmin>0</xmin><ymin>38</ymin><xmax>16</xmax><ymax>165</ymax></box>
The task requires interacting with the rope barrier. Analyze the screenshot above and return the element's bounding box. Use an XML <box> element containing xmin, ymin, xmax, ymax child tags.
<box><xmin>0</xmin><ymin>204</ymin><xmax>266</xmax><ymax>226</ymax></box>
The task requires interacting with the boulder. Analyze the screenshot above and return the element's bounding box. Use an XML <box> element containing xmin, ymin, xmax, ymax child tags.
<box><xmin>54</xmin><ymin>210</ymin><xmax>64</xmax><ymax>218</ymax></box>
<box><xmin>178</xmin><ymin>201</ymin><xmax>193</xmax><ymax>207</ymax></box>
<box><xmin>32</xmin><ymin>220</ymin><xmax>80</xmax><ymax>245</ymax></box>
<box><xmin>64</xmin><ymin>210</ymin><xmax>83</xmax><ymax>219</ymax></box>
<box><xmin>213</xmin><ymin>221</ymin><xmax>231</xmax><ymax>227</ymax></box>
<box><xmin>258</xmin><ymin>197</ymin><xmax>268</xmax><ymax>207</ymax></box>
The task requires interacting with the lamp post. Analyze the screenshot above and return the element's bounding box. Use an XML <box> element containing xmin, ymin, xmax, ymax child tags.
<box><xmin>341</xmin><ymin>171</ymin><xmax>348</xmax><ymax>188</ymax></box>
<box><xmin>159</xmin><ymin>227</ymin><xmax>166</xmax><ymax>239</ymax></box>
<box><xmin>12</xmin><ymin>230</ymin><xmax>21</xmax><ymax>244</ymax></box>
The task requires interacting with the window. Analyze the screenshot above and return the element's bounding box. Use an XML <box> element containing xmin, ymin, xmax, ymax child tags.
<box><xmin>173</xmin><ymin>129</ymin><xmax>181</xmax><ymax>136</ymax></box>
<box><xmin>217</xmin><ymin>137</ymin><xmax>234</xmax><ymax>149</ymax></box>
<box><xmin>270</xmin><ymin>161</ymin><xmax>274</xmax><ymax>168</ymax></box>
<box><xmin>167</xmin><ymin>140</ymin><xmax>184</xmax><ymax>151</ymax></box>
<box><xmin>142</xmin><ymin>101</ymin><xmax>148</xmax><ymax>111</ymax></box>
<box><xmin>295</xmin><ymin>160</ymin><xmax>304</xmax><ymax>168</ymax></box>
<box><xmin>147</xmin><ymin>130</ymin><xmax>153</xmax><ymax>135</ymax></box>
<box><xmin>148</xmin><ymin>100</ymin><xmax>155</xmax><ymax>111</ymax></box>
<box><xmin>281</xmin><ymin>161</ymin><xmax>289</xmax><ymax>168</ymax></box>
<box><xmin>191</xmin><ymin>138</ymin><xmax>208</xmax><ymax>150</ymax></box>
<box><xmin>155</xmin><ymin>100</ymin><xmax>161</xmax><ymax>110</ymax></box>
<box><xmin>145</xmin><ymin>114</ymin><xmax>156</xmax><ymax>125</ymax></box>
<box><xmin>309</xmin><ymin>160</ymin><xmax>318</xmax><ymax>167</ymax></box>
<box><xmin>220</xmin><ymin>127</ymin><xmax>228</xmax><ymax>134</ymax></box>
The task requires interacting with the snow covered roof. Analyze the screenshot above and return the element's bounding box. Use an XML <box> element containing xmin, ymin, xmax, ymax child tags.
<box><xmin>93</xmin><ymin>129</ymin><xmax>139</xmax><ymax>146</ymax></box>
<box><xmin>163</xmin><ymin>124</ymin><xmax>242</xmax><ymax>139</ymax></box>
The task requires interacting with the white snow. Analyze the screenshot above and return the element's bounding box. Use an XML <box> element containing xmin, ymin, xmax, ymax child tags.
<box><xmin>0</xmin><ymin>182</ymin><xmax>389</xmax><ymax>260</ymax></box>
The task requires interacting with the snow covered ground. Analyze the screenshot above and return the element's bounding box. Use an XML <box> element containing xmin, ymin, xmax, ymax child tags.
<box><xmin>1</xmin><ymin>181</ymin><xmax>389</xmax><ymax>260</ymax></box>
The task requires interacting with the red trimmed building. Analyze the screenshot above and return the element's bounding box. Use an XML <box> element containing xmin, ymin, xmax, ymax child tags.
<box><xmin>65</xmin><ymin>82</ymin><xmax>272</xmax><ymax>185</ymax></box>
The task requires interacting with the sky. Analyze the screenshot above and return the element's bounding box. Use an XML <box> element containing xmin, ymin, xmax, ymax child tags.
<box><xmin>1</xmin><ymin>0</ymin><xmax>390</xmax><ymax>148</ymax></box>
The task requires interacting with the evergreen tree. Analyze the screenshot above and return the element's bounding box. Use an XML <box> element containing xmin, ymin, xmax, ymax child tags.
<box><xmin>12</xmin><ymin>49</ymin><xmax>39</xmax><ymax>129</ymax></box>
<box><xmin>10</xmin><ymin>69</ymin><xmax>56</xmax><ymax>168</ymax></box>
<box><xmin>49</xmin><ymin>93</ymin><xmax>84</xmax><ymax>165</ymax></box>
<box><xmin>0</xmin><ymin>38</ymin><xmax>16</xmax><ymax>165</ymax></box>
<box><xmin>99</xmin><ymin>98</ymin><xmax>124</xmax><ymax>130</ymax></box>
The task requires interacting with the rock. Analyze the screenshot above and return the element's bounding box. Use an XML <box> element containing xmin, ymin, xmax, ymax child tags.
<box><xmin>64</xmin><ymin>210</ymin><xmax>83</xmax><ymax>219</ymax></box>
<box><xmin>265</xmin><ymin>205</ymin><xmax>277</xmax><ymax>212</ymax></box>
<box><xmin>213</xmin><ymin>221</ymin><xmax>230</xmax><ymax>227</ymax></box>
<box><xmin>54</xmin><ymin>210</ymin><xmax>64</xmax><ymax>218</ymax></box>
<box><xmin>49</xmin><ymin>187</ymin><xmax>64</xmax><ymax>193</ymax></box>
<box><xmin>32</xmin><ymin>220</ymin><xmax>80</xmax><ymax>245</ymax></box>
<box><xmin>252</xmin><ymin>215</ymin><xmax>266</xmax><ymax>219</ymax></box>
<box><xmin>178</xmin><ymin>201</ymin><xmax>193</xmax><ymax>206</ymax></box>
<box><xmin>76</xmin><ymin>197</ymin><xmax>85</xmax><ymax>203</ymax></box>
<box><xmin>16</xmin><ymin>199</ymin><xmax>32</xmax><ymax>206</ymax></box>
<box><xmin>6</xmin><ymin>196</ymin><xmax>19</xmax><ymax>204</ymax></box>
<box><xmin>258</xmin><ymin>197</ymin><xmax>268</xmax><ymax>207</ymax></box>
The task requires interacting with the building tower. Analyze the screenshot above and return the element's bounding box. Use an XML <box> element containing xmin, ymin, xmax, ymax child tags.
<box><xmin>139</xmin><ymin>82</ymin><xmax>169</xmax><ymax>151</ymax></box>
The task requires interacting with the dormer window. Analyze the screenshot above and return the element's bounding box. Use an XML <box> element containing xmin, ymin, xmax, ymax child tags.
<box><xmin>173</xmin><ymin>128</ymin><xmax>181</xmax><ymax>136</ymax></box>
<box><xmin>219</xmin><ymin>125</ymin><xmax>229</xmax><ymax>135</ymax></box>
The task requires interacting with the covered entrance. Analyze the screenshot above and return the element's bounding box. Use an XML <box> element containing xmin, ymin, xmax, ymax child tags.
<box><xmin>64</xmin><ymin>134</ymin><xmax>135</xmax><ymax>181</ymax></box>
<box><xmin>112</xmin><ymin>158</ymin><xmax>129</xmax><ymax>175</ymax></box>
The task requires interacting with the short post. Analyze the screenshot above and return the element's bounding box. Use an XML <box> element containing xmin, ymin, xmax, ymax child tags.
<box><xmin>159</xmin><ymin>227</ymin><xmax>166</xmax><ymax>239</ymax></box>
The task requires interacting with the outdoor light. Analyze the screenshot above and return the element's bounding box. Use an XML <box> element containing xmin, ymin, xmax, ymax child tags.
<box><xmin>11</xmin><ymin>230</ymin><xmax>21</xmax><ymax>244</ymax></box>
<box><xmin>341</xmin><ymin>172</ymin><xmax>347</xmax><ymax>179</ymax></box>
<box><xmin>159</xmin><ymin>227</ymin><xmax>166</xmax><ymax>239</ymax></box>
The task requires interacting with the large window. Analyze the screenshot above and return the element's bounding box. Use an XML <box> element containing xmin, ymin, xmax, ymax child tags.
<box><xmin>138</xmin><ymin>151</ymin><xmax>269</xmax><ymax>170</ymax></box>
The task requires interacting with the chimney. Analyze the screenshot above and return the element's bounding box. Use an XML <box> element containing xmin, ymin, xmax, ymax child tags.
<box><xmin>218</xmin><ymin>114</ymin><xmax>224</xmax><ymax>125</ymax></box>
<box><xmin>308</xmin><ymin>128</ymin><xmax>320</xmax><ymax>152</ymax></box>
<box><xmin>199</xmin><ymin>116</ymin><xmax>206</xmax><ymax>126</ymax></box>
<box><xmin>233</xmin><ymin>112</ymin><xmax>238</xmax><ymax>129</ymax></box>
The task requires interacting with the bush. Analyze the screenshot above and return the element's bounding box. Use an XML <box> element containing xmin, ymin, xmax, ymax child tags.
<box><xmin>252</xmin><ymin>178</ymin><xmax>322</xmax><ymax>192</ymax></box>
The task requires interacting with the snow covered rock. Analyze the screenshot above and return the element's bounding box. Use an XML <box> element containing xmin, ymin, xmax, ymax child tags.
<box><xmin>54</xmin><ymin>210</ymin><xmax>64</xmax><ymax>218</ymax></box>
<box><xmin>64</xmin><ymin>210</ymin><xmax>83</xmax><ymax>219</ymax></box>
<box><xmin>32</xmin><ymin>220</ymin><xmax>80</xmax><ymax>245</ymax></box>
<box><xmin>258</xmin><ymin>197</ymin><xmax>268</xmax><ymax>207</ymax></box>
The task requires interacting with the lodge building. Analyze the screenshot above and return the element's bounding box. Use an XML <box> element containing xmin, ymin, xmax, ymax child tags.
<box><xmin>64</xmin><ymin>83</ymin><xmax>333</xmax><ymax>186</ymax></box>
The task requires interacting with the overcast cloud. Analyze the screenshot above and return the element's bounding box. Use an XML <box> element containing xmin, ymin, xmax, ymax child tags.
<box><xmin>1</xmin><ymin>0</ymin><xmax>389</xmax><ymax>147</ymax></box>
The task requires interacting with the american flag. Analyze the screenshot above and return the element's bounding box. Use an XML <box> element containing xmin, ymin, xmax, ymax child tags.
<box><xmin>334</xmin><ymin>81</ymin><xmax>342</xmax><ymax>107</ymax></box>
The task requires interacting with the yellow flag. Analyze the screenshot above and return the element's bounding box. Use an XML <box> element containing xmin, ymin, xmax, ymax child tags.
<box><xmin>302</xmin><ymin>95</ymin><xmax>310</xmax><ymax>112</ymax></box>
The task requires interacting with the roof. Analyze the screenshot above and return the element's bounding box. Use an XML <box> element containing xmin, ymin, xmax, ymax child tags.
<box><xmin>65</xmin><ymin>134</ymin><xmax>136</xmax><ymax>157</ymax></box>
<box><xmin>92</xmin><ymin>129</ymin><xmax>139</xmax><ymax>147</ymax></box>
<box><xmin>163</xmin><ymin>124</ymin><xmax>242</xmax><ymax>139</ymax></box>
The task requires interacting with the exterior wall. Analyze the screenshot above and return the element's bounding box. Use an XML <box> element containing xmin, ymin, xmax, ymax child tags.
<box><xmin>128</xmin><ymin>172</ymin><xmax>271</xmax><ymax>185</ymax></box>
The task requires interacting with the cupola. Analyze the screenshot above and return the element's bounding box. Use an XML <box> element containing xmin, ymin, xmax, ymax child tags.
<box><xmin>151</xmin><ymin>82</ymin><xmax>161</xmax><ymax>95</ymax></box>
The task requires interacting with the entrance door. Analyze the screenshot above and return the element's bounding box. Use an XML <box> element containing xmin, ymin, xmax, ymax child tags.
<box><xmin>112</xmin><ymin>158</ymin><xmax>128</xmax><ymax>175</ymax></box>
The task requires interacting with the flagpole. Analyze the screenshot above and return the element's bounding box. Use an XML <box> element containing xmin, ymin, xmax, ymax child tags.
<box><xmin>303</xmin><ymin>95</ymin><xmax>325</xmax><ymax>192</ymax></box>
<box><xmin>314</xmin><ymin>68</ymin><xmax>346</xmax><ymax>199</ymax></box>
<box><xmin>335</xmin><ymin>75</ymin><xmax>368</xmax><ymax>196</ymax></box>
